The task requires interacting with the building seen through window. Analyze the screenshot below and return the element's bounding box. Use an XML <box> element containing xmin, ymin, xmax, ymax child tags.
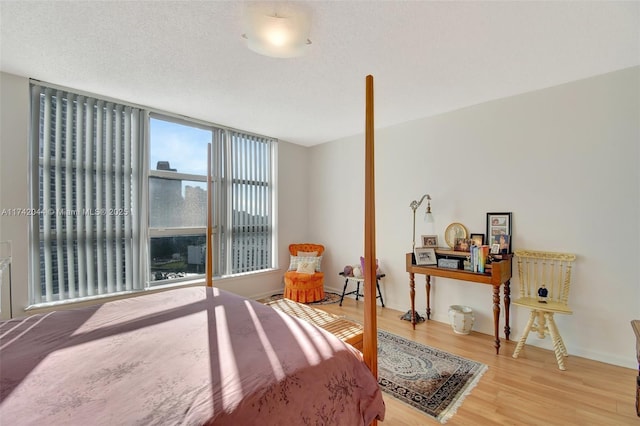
<box><xmin>149</xmin><ymin>160</ymin><xmax>207</xmax><ymax>282</ymax></box>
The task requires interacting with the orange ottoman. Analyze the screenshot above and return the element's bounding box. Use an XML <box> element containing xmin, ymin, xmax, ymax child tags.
<box><xmin>284</xmin><ymin>271</ymin><xmax>325</xmax><ymax>303</ymax></box>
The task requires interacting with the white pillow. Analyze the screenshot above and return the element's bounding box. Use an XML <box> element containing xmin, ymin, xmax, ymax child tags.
<box><xmin>296</xmin><ymin>261</ymin><xmax>316</xmax><ymax>274</ymax></box>
<box><xmin>297</xmin><ymin>250</ymin><xmax>318</xmax><ymax>257</ymax></box>
<box><xmin>289</xmin><ymin>255</ymin><xmax>323</xmax><ymax>272</ymax></box>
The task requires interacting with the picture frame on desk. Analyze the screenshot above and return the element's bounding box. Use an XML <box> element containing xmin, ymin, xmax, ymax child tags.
<box><xmin>414</xmin><ymin>247</ymin><xmax>437</xmax><ymax>265</ymax></box>
<box><xmin>454</xmin><ymin>238</ymin><xmax>471</xmax><ymax>252</ymax></box>
<box><xmin>444</xmin><ymin>222</ymin><xmax>468</xmax><ymax>248</ymax></box>
<box><xmin>421</xmin><ymin>235</ymin><xmax>438</xmax><ymax>248</ymax></box>
<box><xmin>486</xmin><ymin>212</ymin><xmax>512</xmax><ymax>253</ymax></box>
<box><xmin>470</xmin><ymin>233</ymin><xmax>484</xmax><ymax>246</ymax></box>
<box><xmin>491</xmin><ymin>234</ymin><xmax>510</xmax><ymax>254</ymax></box>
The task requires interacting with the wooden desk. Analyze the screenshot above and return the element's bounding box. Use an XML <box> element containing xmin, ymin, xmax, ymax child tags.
<box><xmin>405</xmin><ymin>253</ymin><xmax>512</xmax><ymax>354</ymax></box>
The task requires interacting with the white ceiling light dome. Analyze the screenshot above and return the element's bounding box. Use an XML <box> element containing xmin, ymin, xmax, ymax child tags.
<box><xmin>242</xmin><ymin>4</ymin><xmax>312</xmax><ymax>58</ymax></box>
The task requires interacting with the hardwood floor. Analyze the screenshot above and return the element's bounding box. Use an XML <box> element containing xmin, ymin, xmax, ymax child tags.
<box><xmin>314</xmin><ymin>297</ymin><xmax>638</xmax><ymax>426</ymax></box>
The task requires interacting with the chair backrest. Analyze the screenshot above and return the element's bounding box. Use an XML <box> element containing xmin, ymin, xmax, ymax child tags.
<box><xmin>289</xmin><ymin>243</ymin><xmax>325</xmax><ymax>256</ymax></box>
<box><xmin>514</xmin><ymin>250</ymin><xmax>576</xmax><ymax>305</ymax></box>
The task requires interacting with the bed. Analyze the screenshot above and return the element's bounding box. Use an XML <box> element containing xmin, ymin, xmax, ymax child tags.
<box><xmin>0</xmin><ymin>286</ymin><xmax>385</xmax><ymax>425</ymax></box>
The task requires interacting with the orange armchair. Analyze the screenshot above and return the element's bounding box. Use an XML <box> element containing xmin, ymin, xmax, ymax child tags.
<box><xmin>284</xmin><ymin>243</ymin><xmax>325</xmax><ymax>303</ymax></box>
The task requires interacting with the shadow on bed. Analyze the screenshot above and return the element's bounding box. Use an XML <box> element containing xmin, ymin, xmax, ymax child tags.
<box><xmin>0</xmin><ymin>286</ymin><xmax>384</xmax><ymax>425</ymax></box>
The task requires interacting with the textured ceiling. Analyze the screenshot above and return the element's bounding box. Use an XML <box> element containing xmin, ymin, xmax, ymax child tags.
<box><xmin>1</xmin><ymin>1</ymin><xmax>638</xmax><ymax>146</ymax></box>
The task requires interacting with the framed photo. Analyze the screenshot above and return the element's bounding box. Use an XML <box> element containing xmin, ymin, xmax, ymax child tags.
<box><xmin>470</xmin><ymin>233</ymin><xmax>484</xmax><ymax>246</ymax></box>
<box><xmin>415</xmin><ymin>247</ymin><xmax>437</xmax><ymax>265</ymax></box>
<box><xmin>490</xmin><ymin>243</ymin><xmax>500</xmax><ymax>254</ymax></box>
<box><xmin>491</xmin><ymin>234</ymin><xmax>510</xmax><ymax>254</ymax></box>
<box><xmin>444</xmin><ymin>222</ymin><xmax>468</xmax><ymax>248</ymax></box>
<box><xmin>421</xmin><ymin>234</ymin><xmax>438</xmax><ymax>248</ymax></box>
<box><xmin>454</xmin><ymin>238</ymin><xmax>471</xmax><ymax>252</ymax></box>
<box><xmin>486</xmin><ymin>212</ymin><xmax>512</xmax><ymax>253</ymax></box>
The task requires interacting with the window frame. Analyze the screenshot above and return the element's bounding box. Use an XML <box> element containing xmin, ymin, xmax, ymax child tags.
<box><xmin>29</xmin><ymin>81</ymin><xmax>277</xmax><ymax>306</ymax></box>
<box><xmin>146</xmin><ymin>113</ymin><xmax>214</xmax><ymax>286</ymax></box>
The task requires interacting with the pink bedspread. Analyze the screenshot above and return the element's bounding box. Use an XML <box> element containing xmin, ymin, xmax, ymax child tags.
<box><xmin>0</xmin><ymin>286</ymin><xmax>384</xmax><ymax>425</ymax></box>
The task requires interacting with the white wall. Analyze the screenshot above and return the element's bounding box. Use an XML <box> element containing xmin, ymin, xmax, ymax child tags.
<box><xmin>0</xmin><ymin>72</ymin><xmax>309</xmax><ymax>315</ymax></box>
<box><xmin>0</xmin><ymin>72</ymin><xmax>30</xmax><ymax>318</ymax></box>
<box><xmin>309</xmin><ymin>67</ymin><xmax>640</xmax><ymax>369</ymax></box>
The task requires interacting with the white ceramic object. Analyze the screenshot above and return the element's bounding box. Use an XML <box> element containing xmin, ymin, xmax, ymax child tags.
<box><xmin>448</xmin><ymin>305</ymin><xmax>475</xmax><ymax>335</ymax></box>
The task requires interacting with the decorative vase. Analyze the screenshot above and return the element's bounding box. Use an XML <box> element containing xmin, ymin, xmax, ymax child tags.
<box><xmin>448</xmin><ymin>305</ymin><xmax>475</xmax><ymax>335</ymax></box>
<box><xmin>537</xmin><ymin>285</ymin><xmax>548</xmax><ymax>303</ymax></box>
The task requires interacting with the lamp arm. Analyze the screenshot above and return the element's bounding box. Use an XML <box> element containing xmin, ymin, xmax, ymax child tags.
<box><xmin>410</xmin><ymin>194</ymin><xmax>431</xmax><ymax>251</ymax></box>
<box><xmin>409</xmin><ymin>194</ymin><xmax>431</xmax><ymax>212</ymax></box>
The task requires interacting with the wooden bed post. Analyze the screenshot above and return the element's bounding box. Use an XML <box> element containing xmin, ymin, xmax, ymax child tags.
<box><xmin>363</xmin><ymin>75</ymin><xmax>378</xmax><ymax>386</ymax></box>
<box><xmin>206</xmin><ymin>142</ymin><xmax>213</xmax><ymax>287</ymax></box>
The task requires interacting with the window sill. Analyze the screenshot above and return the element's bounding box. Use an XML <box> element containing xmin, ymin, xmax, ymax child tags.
<box><xmin>24</xmin><ymin>268</ymin><xmax>283</xmax><ymax>315</ymax></box>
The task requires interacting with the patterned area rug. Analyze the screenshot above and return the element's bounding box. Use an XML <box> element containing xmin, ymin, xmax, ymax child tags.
<box><xmin>257</xmin><ymin>292</ymin><xmax>341</xmax><ymax>305</ymax></box>
<box><xmin>378</xmin><ymin>330</ymin><xmax>488</xmax><ymax>423</ymax></box>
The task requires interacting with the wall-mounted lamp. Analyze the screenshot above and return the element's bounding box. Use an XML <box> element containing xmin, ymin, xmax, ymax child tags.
<box><xmin>410</xmin><ymin>194</ymin><xmax>433</xmax><ymax>252</ymax></box>
<box><xmin>242</xmin><ymin>5</ymin><xmax>312</xmax><ymax>58</ymax></box>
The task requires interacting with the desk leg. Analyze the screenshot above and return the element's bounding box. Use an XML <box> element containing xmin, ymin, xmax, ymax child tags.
<box><xmin>493</xmin><ymin>285</ymin><xmax>501</xmax><ymax>355</ymax></box>
<box><xmin>504</xmin><ymin>280</ymin><xmax>511</xmax><ymax>340</ymax></box>
<box><xmin>409</xmin><ymin>272</ymin><xmax>416</xmax><ymax>329</ymax></box>
<box><xmin>425</xmin><ymin>275</ymin><xmax>431</xmax><ymax>320</ymax></box>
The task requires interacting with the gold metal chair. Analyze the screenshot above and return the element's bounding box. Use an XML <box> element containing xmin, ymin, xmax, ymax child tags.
<box><xmin>512</xmin><ymin>249</ymin><xmax>577</xmax><ymax>370</ymax></box>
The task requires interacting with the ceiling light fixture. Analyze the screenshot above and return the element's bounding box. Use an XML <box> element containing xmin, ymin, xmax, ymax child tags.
<box><xmin>242</xmin><ymin>5</ymin><xmax>312</xmax><ymax>58</ymax></box>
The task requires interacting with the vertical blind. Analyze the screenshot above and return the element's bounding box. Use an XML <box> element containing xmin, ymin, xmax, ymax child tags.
<box><xmin>229</xmin><ymin>131</ymin><xmax>273</xmax><ymax>274</ymax></box>
<box><xmin>31</xmin><ymin>85</ymin><xmax>142</xmax><ymax>303</ymax></box>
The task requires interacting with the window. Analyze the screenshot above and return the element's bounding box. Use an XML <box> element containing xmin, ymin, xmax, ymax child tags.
<box><xmin>30</xmin><ymin>83</ymin><xmax>276</xmax><ymax>304</ymax></box>
<box><xmin>148</xmin><ymin>116</ymin><xmax>211</xmax><ymax>284</ymax></box>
